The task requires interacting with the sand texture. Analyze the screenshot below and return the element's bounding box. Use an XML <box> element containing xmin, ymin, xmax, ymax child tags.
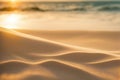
<box><xmin>0</xmin><ymin>27</ymin><xmax>120</xmax><ymax>80</ymax></box>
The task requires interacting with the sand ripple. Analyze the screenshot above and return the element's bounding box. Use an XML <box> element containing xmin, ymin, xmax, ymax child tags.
<box><xmin>0</xmin><ymin>27</ymin><xmax>120</xmax><ymax>80</ymax></box>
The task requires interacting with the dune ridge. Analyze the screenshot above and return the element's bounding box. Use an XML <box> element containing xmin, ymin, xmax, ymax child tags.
<box><xmin>1</xmin><ymin>27</ymin><xmax>114</xmax><ymax>53</ymax></box>
<box><xmin>0</xmin><ymin>59</ymin><xmax>116</xmax><ymax>80</ymax></box>
<box><xmin>17</xmin><ymin>30</ymin><xmax>120</xmax><ymax>51</ymax></box>
<box><xmin>0</xmin><ymin>27</ymin><xmax>120</xmax><ymax>80</ymax></box>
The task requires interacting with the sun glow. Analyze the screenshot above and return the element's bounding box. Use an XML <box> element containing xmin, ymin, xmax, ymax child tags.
<box><xmin>1</xmin><ymin>13</ymin><xmax>21</xmax><ymax>29</ymax></box>
<box><xmin>10</xmin><ymin>0</ymin><xmax>17</xmax><ymax>2</ymax></box>
<box><xmin>9</xmin><ymin>0</ymin><xmax>20</xmax><ymax>9</ymax></box>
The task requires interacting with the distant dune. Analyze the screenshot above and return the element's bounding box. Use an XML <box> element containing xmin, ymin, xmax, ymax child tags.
<box><xmin>17</xmin><ymin>30</ymin><xmax>120</xmax><ymax>51</ymax></box>
<box><xmin>0</xmin><ymin>27</ymin><xmax>120</xmax><ymax>80</ymax></box>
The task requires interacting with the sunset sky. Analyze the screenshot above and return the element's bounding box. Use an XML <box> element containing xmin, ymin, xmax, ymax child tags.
<box><xmin>1</xmin><ymin>0</ymin><xmax>120</xmax><ymax>2</ymax></box>
<box><xmin>0</xmin><ymin>0</ymin><xmax>120</xmax><ymax>31</ymax></box>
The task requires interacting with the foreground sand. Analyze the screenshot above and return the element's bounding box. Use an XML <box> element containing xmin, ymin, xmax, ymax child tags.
<box><xmin>0</xmin><ymin>27</ymin><xmax>120</xmax><ymax>80</ymax></box>
<box><xmin>17</xmin><ymin>30</ymin><xmax>120</xmax><ymax>51</ymax></box>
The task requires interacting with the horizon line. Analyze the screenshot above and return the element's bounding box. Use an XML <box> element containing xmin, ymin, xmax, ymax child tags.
<box><xmin>0</xmin><ymin>0</ymin><xmax>120</xmax><ymax>2</ymax></box>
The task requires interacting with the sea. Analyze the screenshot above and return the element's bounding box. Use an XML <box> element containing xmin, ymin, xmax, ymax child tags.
<box><xmin>0</xmin><ymin>1</ymin><xmax>120</xmax><ymax>31</ymax></box>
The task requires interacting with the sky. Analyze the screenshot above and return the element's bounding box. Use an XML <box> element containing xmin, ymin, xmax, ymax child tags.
<box><xmin>1</xmin><ymin>0</ymin><xmax>120</xmax><ymax>2</ymax></box>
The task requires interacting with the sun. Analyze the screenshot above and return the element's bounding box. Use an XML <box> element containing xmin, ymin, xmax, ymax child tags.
<box><xmin>1</xmin><ymin>13</ymin><xmax>21</xmax><ymax>29</ymax></box>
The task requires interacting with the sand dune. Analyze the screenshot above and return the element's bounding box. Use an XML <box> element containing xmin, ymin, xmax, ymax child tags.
<box><xmin>0</xmin><ymin>27</ymin><xmax>120</xmax><ymax>80</ymax></box>
<box><xmin>1</xmin><ymin>28</ymin><xmax>73</xmax><ymax>54</ymax></box>
<box><xmin>0</xmin><ymin>60</ymin><xmax>110</xmax><ymax>80</ymax></box>
<box><xmin>89</xmin><ymin>59</ymin><xmax>120</xmax><ymax>69</ymax></box>
<box><xmin>17</xmin><ymin>30</ymin><xmax>120</xmax><ymax>51</ymax></box>
<box><xmin>0</xmin><ymin>59</ymin><xmax>118</xmax><ymax>80</ymax></box>
<box><xmin>55</xmin><ymin>52</ymin><xmax>118</xmax><ymax>63</ymax></box>
<box><xmin>40</xmin><ymin>60</ymin><xmax>105</xmax><ymax>80</ymax></box>
<box><xmin>0</xmin><ymin>27</ymin><xmax>74</xmax><ymax>62</ymax></box>
<box><xmin>0</xmin><ymin>61</ymin><xmax>56</xmax><ymax>80</ymax></box>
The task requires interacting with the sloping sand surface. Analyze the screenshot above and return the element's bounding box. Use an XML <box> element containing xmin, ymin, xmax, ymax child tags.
<box><xmin>17</xmin><ymin>30</ymin><xmax>120</xmax><ymax>51</ymax></box>
<box><xmin>0</xmin><ymin>27</ymin><xmax>120</xmax><ymax>80</ymax></box>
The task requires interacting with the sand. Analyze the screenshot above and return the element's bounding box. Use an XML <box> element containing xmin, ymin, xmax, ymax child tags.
<box><xmin>16</xmin><ymin>30</ymin><xmax>120</xmax><ymax>51</ymax></box>
<box><xmin>0</xmin><ymin>27</ymin><xmax>120</xmax><ymax>80</ymax></box>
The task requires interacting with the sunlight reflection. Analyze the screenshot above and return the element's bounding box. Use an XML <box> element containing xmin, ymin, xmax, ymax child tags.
<box><xmin>11</xmin><ymin>0</ymin><xmax>16</xmax><ymax>2</ymax></box>
<box><xmin>10</xmin><ymin>0</ymin><xmax>18</xmax><ymax>3</ymax></box>
<box><xmin>1</xmin><ymin>13</ymin><xmax>22</xmax><ymax>29</ymax></box>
